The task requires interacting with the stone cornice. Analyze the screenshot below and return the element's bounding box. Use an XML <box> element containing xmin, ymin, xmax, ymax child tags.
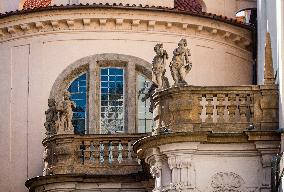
<box><xmin>0</xmin><ymin>6</ymin><xmax>252</xmax><ymax>50</ymax></box>
<box><xmin>133</xmin><ymin>131</ymin><xmax>281</xmax><ymax>158</ymax></box>
<box><xmin>0</xmin><ymin>4</ymin><xmax>254</xmax><ymax>30</ymax></box>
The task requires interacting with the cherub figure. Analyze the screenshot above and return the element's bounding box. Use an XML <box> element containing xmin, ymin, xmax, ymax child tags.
<box><xmin>152</xmin><ymin>43</ymin><xmax>170</xmax><ymax>89</ymax></box>
<box><xmin>44</xmin><ymin>98</ymin><xmax>58</xmax><ymax>136</ymax></box>
<box><xmin>57</xmin><ymin>91</ymin><xmax>76</xmax><ymax>133</ymax></box>
<box><xmin>170</xmin><ymin>39</ymin><xmax>192</xmax><ymax>85</ymax></box>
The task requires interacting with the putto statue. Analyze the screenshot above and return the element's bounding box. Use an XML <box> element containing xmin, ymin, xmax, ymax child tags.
<box><xmin>57</xmin><ymin>91</ymin><xmax>76</xmax><ymax>134</ymax></box>
<box><xmin>152</xmin><ymin>43</ymin><xmax>170</xmax><ymax>89</ymax></box>
<box><xmin>170</xmin><ymin>39</ymin><xmax>192</xmax><ymax>86</ymax></box>
<box><xmin>44</xmin><ymin>98</ymin><xmax>58</xmax><ymax>136</ymax></box>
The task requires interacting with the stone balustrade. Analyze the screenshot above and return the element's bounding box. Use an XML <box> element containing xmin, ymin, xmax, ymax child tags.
<box><xmin>43</xmin><ymin>134</ymin><xmax>145</xmax><ymax>175</ymax></box>
<box><xmin>152</xmin><ymin>84</ymin><xmax>278</xmax><ymax>135</ymax></box>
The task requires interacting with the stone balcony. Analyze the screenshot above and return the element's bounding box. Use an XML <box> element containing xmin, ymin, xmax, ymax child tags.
<box><xmin>152</xmin><ymin>84</ymin><xmax>279</xmax><ymax>135</ymax></box>
<box><xmin>43</xmin><ymin>134</ymin><xmax>146</xmax><ymax>176</ymax></box>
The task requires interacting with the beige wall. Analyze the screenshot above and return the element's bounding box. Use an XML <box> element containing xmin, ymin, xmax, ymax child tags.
<box><xmin>0</xmin><ymin>8</ymin><xmax>253</xmax><ymax>192</ymax></box>
<box><xmin>204</xmin><ymin>0</ymin><xmax>257</xmax><ymax>18</ymax></box>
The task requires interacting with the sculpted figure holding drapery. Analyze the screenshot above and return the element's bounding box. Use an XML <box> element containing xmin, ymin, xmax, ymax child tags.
<box><xmin>152</xmin><ymin>43</ymin><xmax>170</xmax><ymax>89</ymax></box>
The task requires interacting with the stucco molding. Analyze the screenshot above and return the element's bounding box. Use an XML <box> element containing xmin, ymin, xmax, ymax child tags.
<box><xmin>49</xmin><ymin>53</ymin><xmax>151</xmax><ymax>101</ymax></box>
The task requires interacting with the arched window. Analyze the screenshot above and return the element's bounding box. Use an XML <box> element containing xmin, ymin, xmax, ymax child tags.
<box><xmin>57</xmin><ymin>54</ymin><xmax>153</xmax><ymax>135</ymax></box>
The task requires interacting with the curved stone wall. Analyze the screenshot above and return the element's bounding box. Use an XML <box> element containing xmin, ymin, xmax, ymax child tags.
<box><xmin>0</xmin><ymin>6</ymin><xmax>253</xmax><ymax>191</ymax></box>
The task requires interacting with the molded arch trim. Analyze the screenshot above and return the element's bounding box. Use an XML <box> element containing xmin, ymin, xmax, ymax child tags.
<box><xmin>49</xmin><ymin>53</ymin><xmax>152</xmax><ymax>101</ymax></box>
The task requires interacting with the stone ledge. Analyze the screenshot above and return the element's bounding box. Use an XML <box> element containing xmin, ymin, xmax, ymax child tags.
<box><xmin>25</xmin><ymin>173</ymin><xmax>154</xmax><ymax>192</ymax></box>
<box><xmin>133</xmin><ymin>131</ymin><xmax>281</xmax><ymax>157</ymax></box>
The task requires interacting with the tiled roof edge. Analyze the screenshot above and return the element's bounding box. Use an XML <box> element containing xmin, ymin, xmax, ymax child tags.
<box><xmin>0</xmin><ymin>3</ymin><xmax>254</xmax><ymax>30</ymax></box>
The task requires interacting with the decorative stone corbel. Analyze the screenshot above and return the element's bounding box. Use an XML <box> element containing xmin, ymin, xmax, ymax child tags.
<box><xmin>197</xmin><ymin>25</ymin><xmax>203</xmax><ymax>32</ymax></box>
<box><xmin>182</xmin><ymin>23</ymin><xmax>188</xmax><ymax>30</ymax></box>
<box><xmin>82</xmin><ymin>18</ymin><xmax>91</xmax><ymax>26</ymax></box>
<box><xmin>166</xmin><ymin>22</ymin><xmax>172</xmax><ymax>29</ymax></box>
<box><xmin>35</xmin><ymin>21</ymin><xmax>44</xmax><ymax>29</ymax></box>
<box><xmin>20</xmin><ymin>24</ymin><xmax>30</xmax><ymax>32</ymax></box>
<box><xmin>148</xmin><ymin>21</ymin><xmax>156</xmax><ymax>31</ymax></box>
<box><xmin>116</xmin><ymin>18</ymin><xmax>124</xmax><ymax>30</ymax></box>
<box><xmin>7</xmin><ymin>26</ymin><xmax>16</xmax><ymax>34</ymax></box>
<box><xmin>66</xmin><ymin>20</ymin><xmax>75</xmax><ymax>29</ymax></box>
<box><xmin>223</xmin><ymin>31</ymin><xmax>231</xmax><ymax>39</ymax></box>
<box><xmin>51</xmin><ymin>20</ymin><xmax>59</xmax><ymax>30</ymax></box>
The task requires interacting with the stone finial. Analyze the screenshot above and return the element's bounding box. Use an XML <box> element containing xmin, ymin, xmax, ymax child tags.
<box><xmin>152</xmin><ymin>43</ymin><xmax>170</xmax><ymax>89</ymax></box>
<box><xmin>44</xmin><ymin>98</ymin><xmax>58</xmax><ymax>136</ymax></box>
<box><xmin>57</xmin><ymin>91</ymin><xmax>76</xmax><ymax>134</ymax></box>
<box><xmin>170</xmin><ymin>39</ymin><xmax>192</xmax><ymax>86</ymax></box>
<box><xmin>264</xmin><ymin>32</ymin><xmax>275</xmax><ymax>85</ymax></box>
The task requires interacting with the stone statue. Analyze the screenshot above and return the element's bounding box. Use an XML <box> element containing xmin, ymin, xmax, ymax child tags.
<box><xmin>57</xmin><ymin>91</ymin><xmax>76</xmax><ymax>133</ymax></box>
<box><xmin>170</xmin><ymin>39</ymin><xmax>192</xmax><ymax>86</ymax></box>
<box><xmin>44</xmin><ymin>98</ymin><xmax>58</xmax><ymax>136</ymax></box>
<box><xmin>152</xmin><ymin>43</ymin><xmax>170</xmax><ymax>89</ymax></box>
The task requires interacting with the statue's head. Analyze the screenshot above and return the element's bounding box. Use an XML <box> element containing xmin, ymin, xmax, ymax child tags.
<box><xmin>154</xmin><ymin>43</ymin><xmax>164</xmax><ymax>55</ymax></box>
<box><xmin>178</xmin><ymin>39</ymin><xmax>187</xmax><ymax>47</ymax></box>
<box><xmin>48</xmin><ymin>98</ymin><xmax>56</xmax><ymax>107</ymax></box>
<box><xmin>63</xmin><ymin>91</ymin><xmax>71</xmax><ymax>100</ymax></box>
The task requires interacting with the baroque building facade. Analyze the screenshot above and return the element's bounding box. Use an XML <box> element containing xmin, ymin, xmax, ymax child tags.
<box><xmin>0</xmin><ymin>0</ymin><xmax>283</xmax><ymax>191</ymax></box>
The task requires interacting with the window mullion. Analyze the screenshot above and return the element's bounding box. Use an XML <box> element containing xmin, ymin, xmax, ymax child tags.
<box><xmin>88</xmin><ymin>61</ymin><xmax>98</xmax><ymax>134</ymax></box>
<box><xmin>126</xmin><ymin>62</ymin><xmax>136</xmax><ymax>134</ymax></box>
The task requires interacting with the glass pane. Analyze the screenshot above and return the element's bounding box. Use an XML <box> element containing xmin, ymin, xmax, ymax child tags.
<box><xmin>100</xmin><ymin>68</ymin><xmax>124</xmax><ymax>134</ymax></box>
<box><xmin>68</xmin><ymin>73</ymin><xmax>87</xmax><ymax>135</ymax></box>
<box><xmin>137</xmin><ymin>74</ymin><xmax>153</xmax><ymax>133</ymax></box>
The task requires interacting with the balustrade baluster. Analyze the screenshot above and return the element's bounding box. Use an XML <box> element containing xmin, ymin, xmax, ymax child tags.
<box><xmin>217</xmin><ymin>94</ymin><xmax>226</xmax><ymax>123</ymax></box>
<box><xmin>122</xmin><ymin>140</ymin><xmax>129</xmax><ymax>161</ymax></box>
<box><xmin>118</xmin><ymin>141</ymin><xmax>123</xmax><ymax>163</ymax></box>
<box><xmin>127</xmin><ymin>141</ymin><xmax>132</xmax><ymax>160</ymax></box>
<box><xmin>239</xmin><ymin>94</ymin><xmax>249</xmax><ymax>123</ymax></box>
<box><xmin>249</xmin><ymin>94</ymin><xmax>254</xmax><ymax>123</ymax></box>
<box><xmin>228</xmin><ymin>94</ymin><xmax>237</xmax><ymax>122</ymax></box>
<box><xmin>108</xmin><ymin>141</ymin><xmax>114</xmax><ymax>164</ymax></box>
<box><xmin>90</xmin><ymin>141</ymin><xmax>95</xmax><ymax>163</ymax></box>
<box><xmin>205</xmin><ymin>94</ymin><xmax>214</xmax><ymax>123</ymax></box>
<box><xmin>197</xmin><ymin>94</ymin><xmax>203</xmax><ymax>123</ymax></box>
<box><xmin>99</xmin><ymin>141</ymin><xmax>104</xmax><ymax>164</ymax></box>
<box><xmin>80</xmin><ymin>141</ymin><xmax>86</xmax><ymax>164</ymax></box>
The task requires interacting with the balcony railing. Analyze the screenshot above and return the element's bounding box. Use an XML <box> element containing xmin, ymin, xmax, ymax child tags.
<box><xmin>152</xmin><ymin>85</ymin><xmax>278</xmax><ymax>134</ymax></box>
<box><xmin>43</xmin><ymin>134</ymin><xmax>145</xmax><ymax>175</ymax></box>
